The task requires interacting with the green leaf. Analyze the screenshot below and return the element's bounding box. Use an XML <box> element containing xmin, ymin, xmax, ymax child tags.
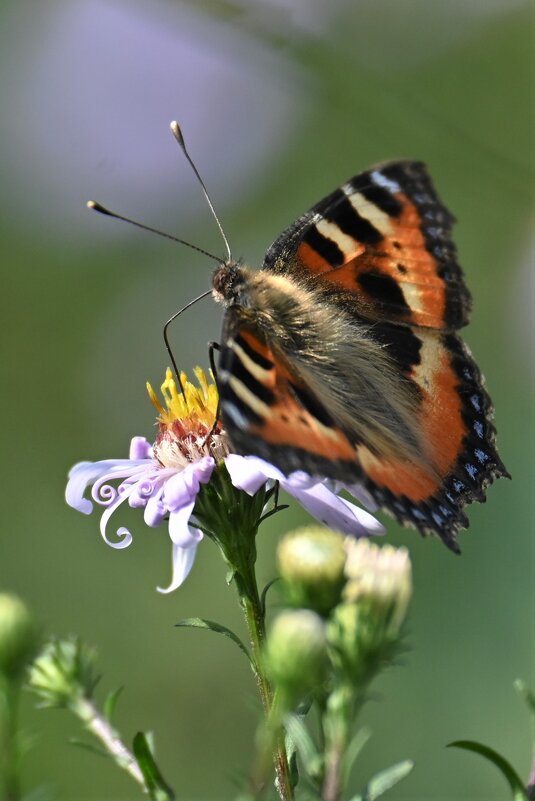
<box><xmin>448</xmin><ymin>740</ymin><xmax>528</xmax><ymax>800</ymax></box>
<box><xmin>362</xmin><ymin>760</ymin><xmax>414</xmax><ymax>800</ymax></box>
<box><xmin>68</xmin><ymin>738</ymin><xmax>109</xmax><ymax>758</ymax></box>
<box><xmin>132</xmin><ymin>732</ymin><xmax>175</xmax><ymax>801</ymax></box>
<box><xmin>341</xmin><ymin>727</ymin><xmax>371</xmax><ymax>786</ymax></box>
<box><xmin>284</xmin><ymin>713</ymin><xmax>322</xmax><ymax>781</ymax></box>
<box><xmin>103</xmin><ymin>685</ymin><xmax>123</xmax><ymax>725</ymax></box>
<box><xmin>260</xmin><ymin>577</ymin><xmax>279</xmax><ymax>616</ymax></box>
<box><xmin>175</xmin><ymin>618</ymin><xmax>251</xmax><ymax>663</ymax></box>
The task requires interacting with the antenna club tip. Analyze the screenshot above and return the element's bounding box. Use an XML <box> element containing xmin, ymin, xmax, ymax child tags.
<box><xmin>86</xmin><ymin>200</ymin><xmax>97</xmax><ymax>209</ymax></box>
<box><xmin>170</xmin><ymin>120</ymin><xmax>185</xmax><ymax>148</ymax></box>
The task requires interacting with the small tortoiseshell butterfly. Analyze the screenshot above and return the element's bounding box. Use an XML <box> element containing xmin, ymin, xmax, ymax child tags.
<box><xmin>212</xmin><ymin>160</ymin><xmax>509</xmax><ymax>551</ymax></box>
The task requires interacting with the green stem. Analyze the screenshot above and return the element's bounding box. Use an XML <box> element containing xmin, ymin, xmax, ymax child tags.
<box><xmin>0</xmin><ymin>678</ymin><xmax>21</xmax><ymax>801</ymax></box>
<box><xmin>321</xmin><ymin>684</ymin><xmax>359</xmax><ymax>801</ymax></box>
<box><xmin>237</xmin><ymin>565</ymin><xmax>294</xmax><ymax>801</ymax></box>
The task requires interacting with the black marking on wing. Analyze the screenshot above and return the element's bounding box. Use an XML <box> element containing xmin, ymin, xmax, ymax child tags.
<box><xmin>358</xmin><ymin>270</ymin><xmax>411</xmax><ymax>314</ymax></box>
<box><xmin>302</xmin><ymin>225</ymin><xmax>345</xmax><ymax>266</ymax></box>
<box><xmin>288</xmin><ymin>381</ymin><xmax>337</xmax><ymax>428</ymax></box>
<box><xmin>235</xmin><ymin>331</ymin><xmax>274</xmax><ymax>371</ymax></box>
<box><xmin>323</xmin><ymin>190</ymin><xmax>382</xmax><ymax>245</ymax></box>
<box><xmin>380</xmin><ymin>162</ymin><xmax>472</xmax><ymax>329</ymax></box>
<box><xmin>370</xmin><ymin>321</ymin><xmax>422</xmax><ymax>374</ymax></box>
<box><xmin>350</xmin><ymin>173</ymin><xmax>403</xmax><ymax>217</ymax></box>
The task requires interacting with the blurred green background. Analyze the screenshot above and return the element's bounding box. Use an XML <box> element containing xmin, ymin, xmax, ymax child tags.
<box><xmin>1</xmin><ymin>1</ymin><xmax>532</xmax><ymax>799</ymax></box>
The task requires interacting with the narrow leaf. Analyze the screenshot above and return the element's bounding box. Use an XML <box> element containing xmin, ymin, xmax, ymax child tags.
<box><xmin>284</xmin><ymin>713</ymin><xmax>322</xmax><ymax>781</ymax></box>
<box><xmin>260</xmin><ymin>577</ymin><xmax>279</xmax><ymax>616</ymax></box>
<box><xmin>448</xmin><ymin>740</ymin><xmax>528</xmax><ymax>800</ymax></box>
<box><xmin>132</xmin><ymin>732</ymin><xmax>175</xmax><ymax>801</ymax></box>
<box><xmin>341</xmin><ymin>727</ymin><xmax>371</xmax><ymax>785</ymax></box>
<box><xmin>364</xmin><ymin>760</ymin><xmax>414</xmax><ymax>799</ymax></box>
<box><xmin>175</xmin><ymin>618</ymin><xmax>251</xmax><ymax>663</ymax></box>
<box><xmin>103</xmin><ymin>685</ymin><xmax>124</xmax><ymax>725</ymax></box>
<box><xmin>68</xmin><ymin>738</ymin><xmax>109</xmax><ymax>758</ymax></box>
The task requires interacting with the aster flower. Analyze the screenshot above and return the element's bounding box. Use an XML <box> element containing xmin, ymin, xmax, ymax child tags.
<box><xmin>66</xmin><ymin>368</ymin><xmax>383</xmax><ymax>593</ymax></box>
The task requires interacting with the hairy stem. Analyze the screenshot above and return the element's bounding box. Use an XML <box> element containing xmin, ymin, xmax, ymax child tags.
<box><xmin>74</xmin><ymin>697</ymin><xmax>145</xmax><ymax>787</ymax></box>
<box><xmin>237</xmin><ymin>567</ymin><xmax>294</xmax><ymax>801</ymax></box>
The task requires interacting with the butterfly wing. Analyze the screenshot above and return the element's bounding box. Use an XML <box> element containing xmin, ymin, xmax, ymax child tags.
<box><xmin>264</xmin><ymin>161</ymin><xmax>472</xmax><ymax>331</ymax></box>
<box><xmin>218</xmin><ymin>307</ymin><xmax>507</xmax><ymax>551</ymax></box>
<box><xmin>217</xmin><ymin>161</ymin><xmax>508</xmax><ymax>550</ymax></box>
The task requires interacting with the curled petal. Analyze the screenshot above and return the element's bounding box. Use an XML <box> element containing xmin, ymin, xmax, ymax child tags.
<box><xmin>128</xmin><ymin>478</ymin><xmax>157</xmax><ymax>508</ymax></box>
<box><xmin>157</xmin><ymin>542</ymin><xmax>199</xmax><ymax>594</ymax></box>
<box><xmin>99</xmin><ymin>484</ymin><xmax>136</xmax><ymax>549</ymax></box>
<box><xmin>144</xmin><ymin>488</ymin><xmax>166</xmax><ymax>527</ymax></box>
<box><xmin>66</xmin><ymin>460</ymin><xmax>132</xmax><ymax>514</ymax></box>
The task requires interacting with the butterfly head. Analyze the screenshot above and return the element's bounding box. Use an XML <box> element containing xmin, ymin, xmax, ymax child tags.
<box><xmin>212</xmin><ymin>261</ymin><xmax>248</xmax><ymax>306</ymax></box>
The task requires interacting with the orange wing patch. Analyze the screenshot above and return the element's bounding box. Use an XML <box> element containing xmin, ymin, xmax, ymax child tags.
<box><xmin>220</xmin><ymin>327</ymin><xmax>356</xmax><ymax>464</ymax></box>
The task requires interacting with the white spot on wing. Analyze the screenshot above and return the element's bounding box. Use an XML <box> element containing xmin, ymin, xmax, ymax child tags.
<box><xmin>342</xmin><ymin>186</ymin><xmax>393</xmax><ymax>235</ymax></box>
<box><xmin>316</xmin><ymin>217</ymin><xmax>358</xmax><ymax>255</ymax></box>
<box><xmin>370</xmin><ymin>170</ymin><xmax>401</xmax><ymax>194</ymax></box>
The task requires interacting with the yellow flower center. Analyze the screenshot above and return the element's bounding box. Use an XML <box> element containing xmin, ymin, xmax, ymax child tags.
<box><xmin>146</xmin><ymin>367</ymin><xmax>228</xmax><ymax>468</ymax></box>
<box><xmin>147</xmin><ymin>367</ymin><xmax>218</xmax><ymax>429</ymax></box>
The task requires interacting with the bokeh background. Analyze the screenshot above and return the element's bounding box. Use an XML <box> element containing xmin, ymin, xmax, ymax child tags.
<box><xmin>1</xmin><ymin>1</ymin><xmax>533</xmax><ymax>799</ymax></box>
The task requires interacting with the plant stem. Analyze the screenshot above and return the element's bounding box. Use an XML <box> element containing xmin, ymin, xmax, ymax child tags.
<box><xmin>321</xmin><ymin>684</ymin><xmax>355</xmax><ymax>801</ymax></box>
<box><xmin>74</xmin><ymin>697</ymin><xmax>145</xmax><ymax>788</ymax></box>
<box><xmin>0</xmin><ymin>679</ymin><xmax>21</xmax><ymax>801</ymax></box>
<box><xmin>237</xmin><ymin>566</ymin><xmax>294</xmax><ymax>801</ymax></box>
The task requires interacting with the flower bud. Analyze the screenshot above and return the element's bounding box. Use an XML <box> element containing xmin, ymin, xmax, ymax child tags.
<box><xmin>28</xmin><ymin>637</ymin><xmax>98</xmax><ymax>709</ymax></box>
<box><xmin>343</xmin><ymin>540</ymin><xmax>412</xmax><ymax>636</ymax></box>
<box><xmin>327</xmin><ymin>541</ymin><xmax>412</xmax><ymax>682</ymax></box>
<box><xmin>0</xmin><ymin>594</ymin><xmax>39</xmax><ymax>680</ymax></box>
<box><xmin>277</xmin><ymin>526</ymin><xmax>346</xmax><ymax>615</ymax></box>
<box><xmin>266</xmin><ymin>609</ymin><xmax>328</xmax><ymax>706</ymax></box>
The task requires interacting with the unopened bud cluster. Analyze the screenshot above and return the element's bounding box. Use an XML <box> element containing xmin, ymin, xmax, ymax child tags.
<box><xmin>28</xmin><ymin>637</ymin><xmax>99</xmax><ymax>709</ymax></box>
<box><xmin>266</xmin><ymin>527</ymin><xmax>412</xmax><ymax>706</ymax></box>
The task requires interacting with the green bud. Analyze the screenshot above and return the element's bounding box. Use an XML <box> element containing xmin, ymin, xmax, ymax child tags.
<box><xmin>266</xmin><ymin>609</ymin><xmax>328</xmax><ymax>706</ymax></box>
<box><xmin>327</xmin><ymin>541</ymin><xmax>412</xmax><ymax>682</ymax></box>
<box><xmin>277</xmin><ymin>526</ymin><xmax>346</xmax><ymax>615</ymax></box>
<box><xmin>28</xmin><ymin>637</ymin><xmax>99</xmax><ymax>709</ymax></box>
<box><xmin>0</xmin><ymin>593</ymin><xmax>39</xmax><ymax>680</ymax></box>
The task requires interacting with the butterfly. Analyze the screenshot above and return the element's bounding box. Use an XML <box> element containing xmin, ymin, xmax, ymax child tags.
<box><xmin>212</xmin><ymin>160</ymin><xmax>509</xmax><ymax>552</ymax></box>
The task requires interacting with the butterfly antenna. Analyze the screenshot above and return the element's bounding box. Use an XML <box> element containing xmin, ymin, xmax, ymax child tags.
<box><xmin>86</xmin><ymin>201</ymin><xmax>223</xmax><ymax>263</ymax></box>
<box><xmin>163</xmin><ymin>289</ymin><xmax>212</xmax><ymax>403</ymax></box>
<box><xmin>170</xmin><ymin>121</ymin><xmax>233</xmax><ymax>264</ymax></box>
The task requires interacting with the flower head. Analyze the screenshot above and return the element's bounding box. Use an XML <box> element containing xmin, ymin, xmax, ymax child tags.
<box><xmin>66</xmin><ymin>368</ymin><xmax>384</xmax><ymax>593</ymax></box>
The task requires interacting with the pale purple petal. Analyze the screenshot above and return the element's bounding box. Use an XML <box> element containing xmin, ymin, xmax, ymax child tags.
<box><xmin>339</xmin><ymin>482</ymin><xmax>379</xmax><ymax>513</ymax></box>
<box><xmin>280</xmin><ymin>480</ymin><xmax>385</xmax><ymax>538</ymax></box>
<box><xmin>99</xmin><ymin>483</ymin><xmax>137</xmax><ymax>549</ymax></box>
<box><xmin>168</xmin><ymin>501</ymin><xmax>204</xmax><ymax>547</ymax></box>
<box><xmin>164</xmin><ymin>457</ymin><xmax>215</xmax><ymax>512</ymax></box>
<box><xmin>66</xmin><ymin>459</ymin><xmax>134</xmax><ymax>514</ymax></box>
<box><xmin>129</xmin><ymin>436</ymin><xmax>152</xmax><ymax>460</ymax></box>
<box><xmin>225</xmin><ymin>454</ymin><xmax>284</xmax><ymax>494</ymax></box>
<box><xmin>157</xmin><ymin>542</ymin><xmax>199</xmax><ymax>594</ymax></box>
<box><xmin>144</xmin><ymin>487</ymin><xmax>166</xmax><ymax>527</ymax></box>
